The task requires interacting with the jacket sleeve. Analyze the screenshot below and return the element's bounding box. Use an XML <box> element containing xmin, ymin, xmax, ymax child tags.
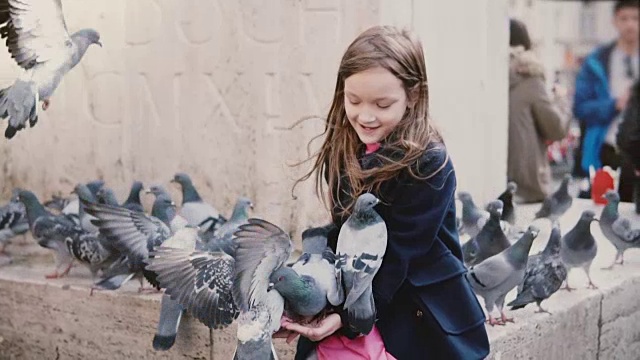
<box><xmin>572</xmin><ymin>61</ymin><xmax>618</xmax><ymax>126</ymax></box>
<box><xmin>529</xmin><ymin>77</ymin><xmax>569</xmax><ymax>141</ymax></box>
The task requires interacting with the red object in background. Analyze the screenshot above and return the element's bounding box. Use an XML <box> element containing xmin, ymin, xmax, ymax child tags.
<box><xmin>591</xmin><ymin>169</ymin><xmax>615</xmax><ymax>205</ymax></box>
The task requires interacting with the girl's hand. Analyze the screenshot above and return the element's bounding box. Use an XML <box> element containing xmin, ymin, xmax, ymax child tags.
<box><xmin>281</xmin><ymin>313</ymin><xmax>343</xmax><ymax>343</ymax></box>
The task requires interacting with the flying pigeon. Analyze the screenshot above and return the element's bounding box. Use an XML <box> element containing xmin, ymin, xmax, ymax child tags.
<box><xmin>560</xmin><ymin>210</ymin><xmax>599</xmax><ymax>290</ymax></box>
<box><xmin>508</xmin><ymin>222</ymin><xmax>567</xmax><ymax>314</ymax></box>
<box><xmin>0</xmin><ymin>0</ymin><xmax>102</xmax><ymax>138</ymax></box>
<box><xmin>497</xmin><ymin>182</ymin><xmax>518</xmax><ymax>225</ymax></box>
<box><xmin>336</xmin><ymin>193</ymin><xmax>387</xmax><ymax>335</ymax></box>
<box><xmin>534</xmin><ymin>174</ymin><xmax>573</xmax><ymax>222</ymax></box>
<box><xmin>462</xmin><ymin>200</ymin><xmax>511</xmax><ymax>267</ymax></box>
<box><xmin>82</xmin><ymin>194</ymin><xmax>178</xmax><ymax>292</ymax></box>
<box><xmin>0</xmin><ymin>189</ymin><xmax>29</xmax><ymax>255</ymax></box>
<box><xmin>466</xmin><ymin>226</ymin><xmax>539</xmax><ymax>326</ymax></box>
<box><xmin>16</xmin><ymin>189</ymin><xmax>81</xmax><ymax>278</ymax></box>
<box><xmin>171</xmin><ymin>173</ymin><xmax>226</xmax><ymax>232</ymax></box>
<box><xmin>599</xmin><ymin>190</ymin><xmax>640</xmax><ymax>269</ymax></box>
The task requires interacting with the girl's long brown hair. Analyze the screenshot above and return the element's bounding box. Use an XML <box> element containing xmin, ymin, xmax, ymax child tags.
<box><xmin>295</xmin><ymin>26</ymin><xmax>445</xmax><ymax>217</ymax></box>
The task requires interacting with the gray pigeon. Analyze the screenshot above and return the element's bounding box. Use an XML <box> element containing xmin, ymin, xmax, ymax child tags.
<box><xmin>72</xmin><ymin>183</ymin><xmax>99</xmax><ymax>233</ymax></box>
<box><xmin>560</xmin><ymin>210</ymin><xmax>599</xmax><ymax>290</ymax></box>
<box><xmin>336</xmin><ymin>193</ymin><xmax>387</xmax><ymax>335</ymax></box>
<box><xmin>508</xmin><ymin>222</ymin><xmax>567</xmax><ymax>314</ymax></box>
<box><xmin>149</xmin><ymin>218</ymin><xmax>290</xmax><ymax>360</ymax></box>
<box><xmin>122</xmin><ymin>181</ymin><xmax>145</xmax><ymax>213</ymax></box>
<box><xmin>534</xmin><ymin>174</ymin><xmax>573</xmax><ymax>222</ymax></box>
<box><xmin>202</xmin><ymin>197</ymin><xmax>253</xmax><ymax>256</ymax></box>
<box><xmin>43</xmin><ymin>194</ymin><xmax>72</xmax><ymax>212</ymax></box>
<box><xmin>149</xmin><ymin>226</ymin><xmax>202</xmax><ymax>351</ymax></box>
<box><xmin>82</xmin><ymin>194</ymin><xmax>178</xmax><ymax>292</ymax></box>
<box><xmin>599</xmin><ymin>190</ymin><xmax>640</xmax><ymax>269</ymax></box>
<box><xmin>96</xmin><ymin>187</ymin><xmax>120</xmax><ymax>207</ymax></box>
<box><xmin>497</xmin><ymin>182</ymin><xmax>518</xmax><ymax>225</ymax></box>
<box><xmin>61</xmin><ymin>179</ymin><xmax>105</xmax><ymax>219</ymax></box>
<box><xmin>0</xmin><ymin>189</ymin><xmax>29</xmax><ymax>255</ymax></box>
<box><xmin>466</xmin><ymin>225</ymin><xmax>539</xmax><ymax>326</ymax></box>
<box><xmin>172</xmin><ymin>173</ymin><xmax>227</xmax><ymax>232</ymax></box>
<box><xmin>285</xmin><ymin>223</ymin><xmax>344</xmax><ymax>319</ymax></box>
<box><xmin>458</xmin><ymin>192</ymin><xmax>489</xmax><ymax>238</ymax></box>
<box><xmin>0</xmin><ymin>0</ymin><xmax>102</xmax><ymax>138</ymax></box>
<box><xmin>16</xmin><ymin>190</ymin><xmax>80</xmax><ymax>278</ymax></box>
<box><xmin>462</xmin><ymin>200</ymin><xmax>511</xmax><ymax>267</ymax></box>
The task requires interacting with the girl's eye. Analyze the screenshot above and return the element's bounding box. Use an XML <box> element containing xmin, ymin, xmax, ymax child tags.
<box><xmin>376</xmin><ymin>103</ymin><xmax>391</xmax><ymax>109</ymax></box>
<box><xmin>348</xmin><ymin>99</ymin><xmax>360</xmax><ymax>105</ymax></box>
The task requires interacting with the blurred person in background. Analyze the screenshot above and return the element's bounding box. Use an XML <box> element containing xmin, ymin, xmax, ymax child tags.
<box><xmin>507</xmin><ymin>18</ymin><xmax>569</xmax><ymax>203</ymax></box>
<box><xmin>573</xmin><ymin>0</ymin><xmax>639</xmax><ymax>201</ymax></box>
<box><xmin>616</xmin><ymin>79</ymin><xmax>640</xmax><ymax>213</ymax></box>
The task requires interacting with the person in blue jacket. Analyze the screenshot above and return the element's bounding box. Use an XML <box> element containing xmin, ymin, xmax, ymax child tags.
<box><xmin>573</xmin><ymin>0</ymin><xmax>639</xmax><ymax>201</ymax></box>
<box><xmin>281</xmin><ymin>25</ymin><xmax>490</xmax><ymax>360</ymax></box>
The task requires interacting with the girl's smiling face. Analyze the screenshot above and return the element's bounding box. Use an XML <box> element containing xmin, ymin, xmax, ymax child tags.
<box><xmin>344</xmin><ymin>66</ymin><xmax>409</xmax><ymax>145</ymax></box>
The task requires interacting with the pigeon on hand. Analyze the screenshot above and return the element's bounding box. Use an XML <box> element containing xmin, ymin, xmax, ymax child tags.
<box><xmin>534</xmin><ymin>174</ymin><xmax>573</xmax><ymax>222</ymax></box>
<box><xmin>466</xmin><ymin>225</ymin><xmax>539</xmax><ymax>326</ymax></box>
<box><xmin>508</xmin><ymin>222</ymin><xmax>567</xmax><ymax>314</ymax></box>
<box><xmin>274</xmin><ymin>223</ymin><xmax>343</xmax><ymax>321</ymax></box>
<box><xmin>201</xmin><ymin>197</ymin><xmax>253</xmax><ymax>256</ymax></box>
<box><xmin>0</xmin><ymin>189</ymin><xmax>29</xmax><ymax>256</ymax></box>
<box><xmin>16</xmin><ymin>190</ymin><xmax>81</xmax><ymax>278</ymax></box>
<box><xmin>0</xmin><ymin>0</ymin><xmax>102</xmax><ymax>138</ymax></box>
<box><xmin>171</xmin><ymin>173</ymin><xmax>227</xmax><ymax>232</ymax></box>
<box><xmin>497</xmin><ymin>182</ymin><xmax>518</xmax><ymax>225</ymax></box>
<box><xmin>82</xmin><ymin>194</ymin><xmax>178</xmax><ymax>293</ymax></box>
<box><xmin>560</xmin><ymin>210</ymin><xmax>599</xmax><ymax>290</ymax></box>
<box><xmin>462</xmin><ymin>200</ymin><xmax>511</xmax><ymax>267</ymax></box>
<box><xmin>599</xmin><ymin>191</ymin><xmax>640</xmax><ymax>269</ymax></box>
<box><xmin>336</xmin><ymin>193</ymin><xmax>387</xmax><ymax>335</ymax></box>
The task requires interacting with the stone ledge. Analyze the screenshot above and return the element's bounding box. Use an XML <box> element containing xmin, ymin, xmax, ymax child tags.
<box><xmin>0</xmin><ymin>200</ymin><xmax>639</xmax><ymax>359</ymax></box>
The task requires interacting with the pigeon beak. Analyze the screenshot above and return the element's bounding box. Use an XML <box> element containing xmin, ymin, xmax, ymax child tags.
<box><xmin>267</xmin><ymin>283</ymin><xmax>275</xmax><ymax>292</ymax></box>
<box><xmin>593</xmin><ymin>217</ymin><xmax>599</xmax><ymax>222</ymax></box>
<box><xmin>144</xmin><ymin>188</ymin><xmax>153</xmax><ymax>194</ymax></box>
<box><xmin>96</xmin><ymin>41</ymin><xmax>102</xmax><ymax>47</ymax></box>
<box><xmin>70</xmin><ymin>189</ymin><xmax>76</xmax><ymax>195</ymax></box>
<box><xmin>249</xmin><ymin>203</ymin><xmax>254</xmax><ymax>210</ymax></box>
<box><xmin>170</xmin><ymin>201</ymin><xmax>176</xmax><ymax>207</ymax></box>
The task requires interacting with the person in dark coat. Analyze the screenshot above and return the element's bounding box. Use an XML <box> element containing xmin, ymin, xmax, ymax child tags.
<box><xmin>281</xmin><ymin>25</ymin><xmax>490</xmax><ymax>360</ymax></box>
<box><xmin>616</xmin><ymin>79</ymin><xmax>640</xmax><ymax>213</ymax></box>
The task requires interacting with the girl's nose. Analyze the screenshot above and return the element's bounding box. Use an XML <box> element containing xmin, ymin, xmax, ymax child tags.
<box><xmin>359</xmin><ymin>112</ymin><xmax>376</xmax><ymax>123</ymax></box>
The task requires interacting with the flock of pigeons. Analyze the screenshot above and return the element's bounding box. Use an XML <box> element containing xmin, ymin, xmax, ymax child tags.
<box><xmin>457</xmin><ymin>175</ymin><xmax>640</xmax><ymax>327</ymax></box>
<box><xmin>0</xmin><ymin>173</ymin><xmax>388</xmax><ymax>359</ymax></box>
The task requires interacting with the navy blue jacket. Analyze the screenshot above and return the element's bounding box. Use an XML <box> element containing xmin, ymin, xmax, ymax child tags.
<box><xmin>572</xmin><ymin>42</ymin><xmax>617</xmax><ymax>172</ymax></box>
<box><xmin>296</xmin><ymin>143</ymin><xmax>490</xmax><ymax>360</ymax></box>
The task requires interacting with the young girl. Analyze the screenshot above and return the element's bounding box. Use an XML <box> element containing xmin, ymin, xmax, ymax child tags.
<box><xmin>281</xmin><ymin>26</ymin><xmax>490</xmax><ymax>359</ymax></box>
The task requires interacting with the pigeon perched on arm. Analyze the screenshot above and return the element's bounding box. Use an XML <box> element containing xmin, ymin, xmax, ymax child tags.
<box><xmin>0</xmin><ymin>0</ymin><xmax>102</xmax><ymax>138</ymax></box>
<box><xmin>462</xmin><ymin>200</ymin><xmax>511</xmax><ymax>267</ymax></box>
<box><xmin>0</xmin><ymin>189</ymin><xmax>29</xmax><ymax>255</ymax></box>
<box><xmin>560</xmin><ymin>210</ymin><xmax>599</xmax><ymax>290</ymax></box>
<box><xmin>336</xmin><ymin>193</ymin><xmax>387</xmax><ymax>335</ymax></box>
<box><xmin>497</xmin><ymin>182</ymin><xmax>518</xmax><ymax>225</ymax></box>
<box><xmin>534</xmin><ymin>174</ymin><xmax>573</xmax><ymax>222</ymax></box>
<box><xmin>171</xmin><ymin>173</ymin><xmax>226</xmax><ymax>232</ymax></box>
<box><xmin>508</xmin><ymin>222</ymin><xmax>567</xmax><ymax>314</ymax></box>
<box><xmin>16</xmin><ymin>190</ymin><xmax>80</xmax><ymax>278</ymax></box>
<box><xmin>466</xmin><ymin>225</ymin><xmax>539</xmax><ymax>326</ymax></box>
<box><xmin>599</xmin><ymin>190</ymin><xmax>640</xmax><ymax>269</ymax></box>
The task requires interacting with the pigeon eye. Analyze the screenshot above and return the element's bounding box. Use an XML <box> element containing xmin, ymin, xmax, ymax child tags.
<box><xmin>278</xmin><ymin>276</ymin><xmax>284</xmax><ymax>282</ymax></box>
